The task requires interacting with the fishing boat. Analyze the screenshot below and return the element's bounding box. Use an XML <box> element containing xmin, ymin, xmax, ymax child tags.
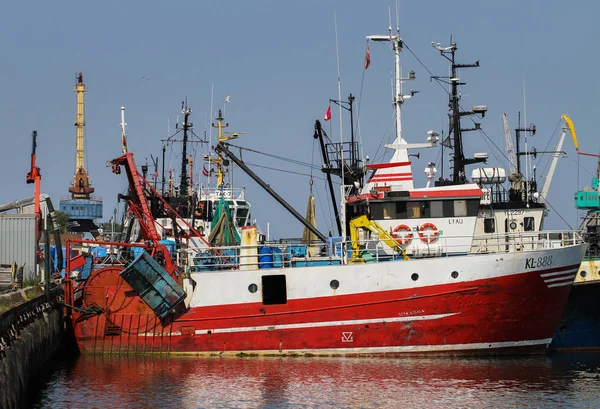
<box><xmin>551</xmin><ymin>150</ymin><xmax>600</xmax><ymax>350</ymax></box>
<box><xmin>62</xmin><ymin>27</ymin><xmax>586</xmax><ymax>356</ymax></box>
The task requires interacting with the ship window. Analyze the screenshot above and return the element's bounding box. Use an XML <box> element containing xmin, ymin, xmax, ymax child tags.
<box><xmin>430</xmin><ymin>201</ymin><xmax>443</xmax><ymax>218</ymax></box>
<box><xmin>262</xmin><ymin>275</ymin><xmax>287</xmax><ymax>305</ymax></box>
<box><xmin>381</xmin><ymin>202</ymin><xmax>395</xmax><ymax>219</ymax></box>
<box><xmin>454</xmin><ymin>200</ymin><xmax>467</xmax><ymax>217</ymax></box>
<box><xmin>524</xmin><ymin>217</ymin><xmax>535</xmax><ymax>231</ymax></box>
<box><xmin>369</xmin><ymin>203</ymin><xmax>382</xmax><ymax>219</ymax></box>
<box><xmin>395</xmin><ymin>202</ymin><xmax>407</xmax><ymax>219</ymax></box>
<box><xmin>407</xmin><ymin>202</ymin><xmax>421</xmax><ymax>219</ymax></box>
<box><xmin>421</xmin><ymin>201</ymin><xmax>431</xmax><ymax>218</ymax></box>
<box><xmin>467</xmin><ymin>199</ymin><xmax>480</xmax><ymax>216</ymax></box>
<box><xmin>371</xmin><ymin>202</ymin><xmax>396</xmax><ymax>219</ymax></box>
<box><xmin>484</xmin><ymin>218</ymin><xmax>495</xmax><ymax>233</ymax></box>
<box><xmin>236</xmin><ymin>208</ymin><xmax>249</xmax><ymax>226</ymax></box>
<box><xmin>443</xmin><ymin>201</ymin><xmax>454</xmax><ymax>217</ymax></box>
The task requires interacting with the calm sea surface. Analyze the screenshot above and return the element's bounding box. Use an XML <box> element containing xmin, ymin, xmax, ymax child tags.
<box><xmin>26</xmin><ymin>353</ymin><xmax>600</xmax><ymax>409</ymax></box>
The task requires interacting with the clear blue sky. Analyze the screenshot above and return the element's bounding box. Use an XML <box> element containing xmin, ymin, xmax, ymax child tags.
<box><xmin>1</xmin><ymin>0</ymin><xmax>598</xmax><ymax>238</ymax></box>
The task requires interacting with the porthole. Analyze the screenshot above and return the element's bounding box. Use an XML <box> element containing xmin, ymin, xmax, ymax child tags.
<box><xmin>248</xmin><ymin>283</ymin><xmax>258</xmax><ymax>293</ymax></box>
<box><xmin>411</xmin><ymin>273</ymin><xmax>419</xmax><ymax>281</ymax></box>
<box><xmin>451</xmin><ymin>271</ymin><xmax>459</xmax><ymax>279</ymax></box>
<box><xmin>509</xmin><ymin>221</ymin><xmax>517</xmax><ymax>230</ymax></box>
<box><xmin>580</xmin><ymin>271</ymin><xmax>587</xmax><ymax>278</ymax></box>
<box><xmin>330</xmin><ymin>279</ymin><xmax>340</xmax><ymax>290</ymax></box>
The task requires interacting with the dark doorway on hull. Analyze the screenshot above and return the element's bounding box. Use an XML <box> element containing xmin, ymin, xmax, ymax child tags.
<box><xmin>262</xmin><ymin>275</ymin><xmax>287</xmax><ymax>305</ymax></box>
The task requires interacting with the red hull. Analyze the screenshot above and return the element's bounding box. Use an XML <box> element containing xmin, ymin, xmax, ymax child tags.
<box><xmin>69</xmin><ymin>263</ymin><xmax>579</xmax><ymax>356</ymax></box>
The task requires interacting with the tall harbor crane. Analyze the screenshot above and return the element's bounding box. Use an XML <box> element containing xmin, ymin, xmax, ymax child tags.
<box><xmin>60</xmin><ymin>73</ymin><xmax>103</xmax><ymax>235</ymax></box>
<box><xmin>69</xmin><ymin>73</ymin><xmax>94</xmax><ymax>198</ymax></box>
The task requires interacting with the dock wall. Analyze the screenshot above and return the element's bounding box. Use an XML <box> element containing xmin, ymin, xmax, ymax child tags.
<box><xmin>0</xmin><ymin>288</ymin><xmax>64</xmax><ymax>409</ymax></box>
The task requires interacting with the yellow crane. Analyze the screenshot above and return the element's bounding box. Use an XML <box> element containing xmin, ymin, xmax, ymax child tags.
<box><xmin>349</xmin><ymin>215</ymin><xmax>409</xmax><ymax>263</ymax></box>
<box><xmin>68</xmin><ymin>72</ymin><xmax>95</xmax><ymax>199</ymax></box>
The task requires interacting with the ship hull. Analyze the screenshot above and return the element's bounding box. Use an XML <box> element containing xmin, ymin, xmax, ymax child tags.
<box><xmin>550</xmin><ymin>259</ymin><xmax>600</xmax><ymax>351</ymax></box>
<box><xmin>69</xmin><ymin>245</ymin><xmax>585</xmax><ymax>356</ymax></box>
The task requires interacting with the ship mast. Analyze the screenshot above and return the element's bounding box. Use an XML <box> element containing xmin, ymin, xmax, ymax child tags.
<box><xmin>179</xmin><ymin>100</ymin><xmax>192</xmax><ymax>197</ymax></box>
<box><xmin>208</xmin><ymin>109</ymin><xmax>244</xmax><ymax>189</ymax></box>
<box><xmin>432</xmin><ymin>42</ymin><xmax>487</xmax><ymax>184</ymax></box>
<box><xmin>69</xmin><ymin>72</ymin><xmax>95</xmax><ymax>199</ymax></box>
<box><xmin>367</xmin><ymin>30</ymin><xmax>415</xmax><ymax>147</ymax></box>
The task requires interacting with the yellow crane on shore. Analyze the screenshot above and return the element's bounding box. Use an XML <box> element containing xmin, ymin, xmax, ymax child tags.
<box><xmin>68</xmin><ymin>72</ymin><xmax>95</xmax><ymax>199</ymax></box>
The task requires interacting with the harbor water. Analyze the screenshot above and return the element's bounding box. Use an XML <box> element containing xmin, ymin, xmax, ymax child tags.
<box><xmin>26</xmin><ymin>353</ymin><xmax>600</xmax><ymax>409</ymax></box>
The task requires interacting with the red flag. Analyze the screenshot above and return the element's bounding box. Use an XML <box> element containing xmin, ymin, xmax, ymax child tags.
<box><xmin>364</xmin><ymin>43</ymin><xmax>371</xmax><ymax>69</ymax></box>
<box><xmin>202</xmin><ymin>167</ymin><xmax>209</xmax><ymax>177</ymax></box>
<box><xmin>324</xmin><ymin>105</ymin><xmax>331</xmax><ymax>122</ymax></box>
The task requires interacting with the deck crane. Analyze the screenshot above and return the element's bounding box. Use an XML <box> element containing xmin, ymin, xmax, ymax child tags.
<box><xmin>538</xmin><ymin>114</ymin><xmax>576</xmax><ymax>203</ymax></box>
<box><xmin>69</xmin><ymin>73</ymin><xmax>95</xmax><ymax>199</ymax></box>
<box><xmin>503</xmin><ymin>113</ymin><xmax>521</xmax><ymax>191</ymax></box>
<box><xmin>108</xmin><ymin>152</ymin><xmax>178</xmax><ymax>276</ymax></box>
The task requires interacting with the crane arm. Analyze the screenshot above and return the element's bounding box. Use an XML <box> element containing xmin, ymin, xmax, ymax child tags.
<box><xmin>349</xmin><ymin>215</ymin><xmax>407</xmax><ymax>259</ymax></box>
<box><xmin>562</xmin><ymin>114</ymin><xmax>578</xmax><ymax>151</ymax></box>
<box><xmin>108</xmin><ymin>152</ymin><xmax>177</xmax><ymax>275</ymax></box>
<box><xmin>539</xmin><ymin>129</ymin><xmax>566</xmax><ymax>203</ymax></box>
<box><xmin>503</xmin><ymin>113</ymin><xmax>518</xmax><ymax>175</ymax></box>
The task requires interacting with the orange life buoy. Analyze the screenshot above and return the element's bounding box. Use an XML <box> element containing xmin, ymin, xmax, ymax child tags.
<box><xmin>391</xmin><ymin>224</ymin><xmax>413</xmax><ymax>245</ymax></box>
<box><xmin>194</xmin><ymin>203</ymin><xmax>205</xmax><ymax>218</ymax></box>
<box><xmin>419</xmin><ymin>222</ymin><xmax>439</xmax><ymax>244</ymax></box>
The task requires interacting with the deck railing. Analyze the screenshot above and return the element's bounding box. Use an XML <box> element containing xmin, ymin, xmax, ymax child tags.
<box><xmin>187</xmin><ymin>229</ymin><xmax>585</xmax><ymax>271</ymax></box>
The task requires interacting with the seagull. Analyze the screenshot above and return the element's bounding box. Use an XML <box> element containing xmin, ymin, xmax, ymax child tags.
<box><xmin>224</xmin><ymin>94</ymin><xmax>231</xmax><ymax>103</ymax></box>
<box><xmin>141</xmin><ymin>76</ymin><xmax>150</xmax><ymax>80</ymax></box>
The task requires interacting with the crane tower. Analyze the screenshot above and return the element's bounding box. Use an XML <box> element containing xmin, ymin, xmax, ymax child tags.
<box><xmin>69</xmin><ymin>72</ymin><xmax>94</xmax><ymax>198</ymax></box>
<box><xmin>60</xmin><ymin>72</ymin><xmax>103</xmax><ymax>235</ymax></box>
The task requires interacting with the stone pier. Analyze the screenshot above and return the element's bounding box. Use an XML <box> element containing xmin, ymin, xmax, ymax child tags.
<box><xmin>0</xmin><ymin>287</ymin><xmax>64</xmax><ymax>409</ymax></box>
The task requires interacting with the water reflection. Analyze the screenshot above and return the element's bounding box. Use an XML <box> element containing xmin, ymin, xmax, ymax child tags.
<box><xmin>28</xmin><ymin>353</ymin><xmax>600</xmax><ymax>409</ymax></box>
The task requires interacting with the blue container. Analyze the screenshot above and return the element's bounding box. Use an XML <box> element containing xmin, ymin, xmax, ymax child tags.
<box><xmin>271</xmin><ymin>247</ymin><xmax>283</xmax><ymax>268</ymax></box>
<box><xmin>120</xmin><ymin>250</ymin><xmax>186</xmax><ymax>319</ymax></box>
<box><xmin>80</xmin><ymin>257</ymin><xmax>93</xmax><ymax>279</ymax></box>
<box><xmin>326</xmin><ymin>237</ymin><xmax>344</xmax><ymax>257</ymax></box>
<box><xmin>159</xmin><ymin>240</ymin><xmax>177</xmax><ymax>257</ymax></box>
<box><xmin>220</xmin><ymin>248</ymin><xmax>237</xmax><ymax>268</ymax></box>
<box><xmin>258</xmin><ymin>247</ymin><xmax>274</xmax><ymax>269</ymax></box>
<box><xmin>91</xmin><ymin>246</ymin><xmax>107</xmax><ymax>258</ymax></box>
<box><xmin>132</xmin><ymin>246</ymin><xmax>145</xmax><ymax>259</ymax></box>
<box><xmin>289</xmin><ymin>245</ymin><xmax>307</xmax><ymax>258</ymax></box>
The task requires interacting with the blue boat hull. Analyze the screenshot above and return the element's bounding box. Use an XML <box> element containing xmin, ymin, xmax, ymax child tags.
<box><xmin>550</xmin><ymin>281</ymin><xmax>600</xmax><ymax>350</ymax></box>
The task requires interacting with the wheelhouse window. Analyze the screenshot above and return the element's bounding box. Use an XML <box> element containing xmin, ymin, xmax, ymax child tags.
<box><xmin>524</xmin><ymin>217</ymin><xmax>535</xmax><ymax>231</ymax></box>
<box><xmin>484</xmin><ymin>218</ymin><xmax>495</xmax><ymax>233</ymax></box>
<box><xmin>381</xmin><ymin>202</ymin><xmax>395</xmax><ymax>219</ymax></box>
<box><xmin>430</xmin><ymin>201</ymin><xmax>444</xmax><ymax>218</ymax></box>
<box><xmin>454</xmin><ymin>200</ymin><xmax>468</xmax><ymax>217</ymax></box>
<box><xmin>467</xmin><ymin>199</ymin><xmax>480</xmax><ymax>216</ymax></box>
<box><xmin>407</xmin><ymin>202</ymin><xmax>421</xmax><ymax>219</ymax></box>
<box><xmin>395</xmin><ymin>202</ymin><xmax>407</xmax><ymax>219</ymax></box>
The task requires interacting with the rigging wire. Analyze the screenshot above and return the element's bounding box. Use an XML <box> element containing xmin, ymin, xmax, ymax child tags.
<box><xmin>225</xmin><ymin>143</ymin><xmax>320</xmax><ymax>169</ymax></box>
<box><xmin>536</xmin><ymin>118</ymin><xmax>562</xmax><ymax>179</ymax></box>
<box><xmin>567</xmin><ymin>155</ymin><xmax>595</xmax><ymax>178</ymax></box>
<box><xmin>545</xmin><ymin>197</ymin><xmax>574</xmax><ymax>230</ymax></box>
<box><xmin>243</xmin><ymin>162</ymin><xmax>326</xmax><ymax>180</ymax></box>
